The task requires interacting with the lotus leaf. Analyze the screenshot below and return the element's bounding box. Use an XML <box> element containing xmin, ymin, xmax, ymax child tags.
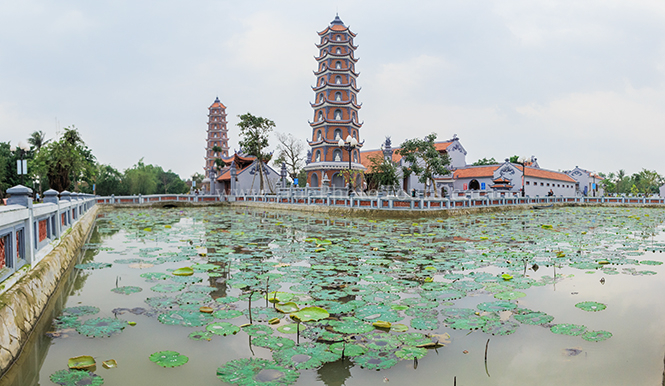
<box><xmin>243</xmin><ymin>324</ymin><xmax>274</xmax><ymax>337</ymax></box>
<box><xmin>158</xmin><ymin>310</ymin><xmax>213</xmax><ymax>327</ymax></box>
<box><xmin>482</xmin><ymin>319</ymin><xmax>520</xmax><ymax>335</ymax></box>
<box><xmin>354</xmin><ymin>305</ymin><xmax>402</xmax><ymax>323</ymax></box>
<box><xmin>268</xmin><ymin>291</ymin><xmax>295</xmax><ymax>303</ymax></box>
<box><xmin>216</xmin><ymin>357</ymin><xmax>300</xmax><ymax>385</ymax></box>
<box><xmin>150</xmin><ymin>283</ymin><xmax>186</xmax><ymax>293</ymax></box>
<box><xmin>213</xmin><ymin>309</ymin><xmax>243</xmax><ymax>319</ymax></box>
<box><xmin>177</xmin><ymin>291</ymin><xmax>212</xmax><ymax>304</ymax></box>
<box><xmin>63</xmin><ymin>306</ymin><xmax>100</xmax><ymax>316</ymax></box>
<box><xmin>276</xmin><ymin>302</ymin><xmax>299</xmax><ymax>313</ymax></box>
<box><xmin>140</xmin><ymin>272</ymin><xmax>170</xmax><ymax>281</ymax></box>
<box><xmin>514</xmin><ymin>310</ymin><xmax>554</xmax><ymax>325</ymax></box>
<box><xmin>362</xmin><ymin>331</ymin><xmax>401</xmax><ymax>351</ymax></box>
<box><xmin>440</xmin><ymin>308</ymin><xmax>476</xmax><ymax>322</ymax></box>
<box><xmin>361</xmin><ymin>292</ymin><xmax>400</xmax><ymax>304</ymax></box>
<box><xmin>494</xmin><ymin>291</ymin><xmax>526</xmax><ymax>300</ymax></box>
<box><xmin>149</xmin><ymin>350</ymin><xmax>189</xmax><ymax>368</ymax></box>
<box><xmin>329</xmin><ymin>342</ymin><xmax>367</xmax><ymax>357</ymax></box>
<box><xmin>145</xmin><ymin>296</ymin><xmax>178</xmax><ymax>309</ymax></box>
<box><xmin>550</xmin><ymin>323</ymin><xmax>587</xmax><ymax>336</ymax></box>
<box><xmin>171</xmin><ymin>267</ymin><xmax>194</xmax><ymax>276</ymax></box>
<box><xmin>101</xmin><ymin>359</ymin><xmax>117</xmax><ymax>369</ymax></box>
<box><xmin>575</xmin><ymin>301</ymin><xmax>607</xmax><ymax>312</ymax></box>
<box><xmin>354</xmin><ymin>351</ymin><xmax>399</xmax><ymax>370</ymax></box>
<box><xmin>277</xmin><ymin>323</ymin><xmax>305</xmax><ymax>334</ymax></box>
<box><xmin>113</xmin><ymin>258</ymin><xmax>144</xmax><ymax>264</ymax></box>
<box><xmin>397</xmin><ymin>332</ymin><xmax>431</xmax><ymax>346</ymax></box>
<box><xmin>68</xmin><ymin>355</ymin><xmax>96</xmax><ymax>370</ymax></box>
<box><xmin>477</xmin><ymin>301</ymin><xmax>518</xmax><ymax>312</ymax></box>
<box><xmin>448</xmin><ymin>316</ymin><xmax>486</xmax><ymax>330</ymax></box>
<box><xmin>76</xmin><ymin>317</ymin><xmax>126</xmax><ymax>338</ymax></box>
<box><xmin>405</xmin><ymin>307</ymin><xmax>438</xmax><ymax>318</ymax></box>
<box><xmin>246</xmin><ymin>307</ymin><xmax>283</xmax><ymax>322</ymax></box>
<box><xmin>54</xmin><ymin>315</ymin><xmax>81</xmax><ymax>329</ymax></box>
<box><xmin>273</xmin><ymin>342</ymin><xmax>341</xmax><ymax>370</ymax></box>
<box><xmin>75</xmin><ymin>262</ymin><xmax>112</xmax><ymax>270</ymax></box>
<box><xmin>582</xmin><ymin>330</ymin><xmax>613</xmax><ymax>342</ymax></box>
<box><xmin>49</xmin><ymin>369</ymin><xmax>104</xmax><ymax>386</ymax></box>
<box><xmin>215</xmin><ymin>296</ymin><xmax>240</xmax><ymax>304</ymax></box>
<box><xmin>290</xmin><ymin>307</ymin><xmax>329</xmax><ymax>322</ymax></box>
<box><xmin>110</xmin><ymin>286</ymin><xmax>142</xmax><ymax>295</ymax></box>
<box><xmin>189</xmin><ymin>330</ymin><xmax>214</xmax><ymax>341</ymax></box>
<box><xmin>395</xmin><ymin>346</ymin><xmax>428</xmax><ymax>360</ymax></box>
<box><xmin>410</xmin><ymin>317</ymin><xmax>439</xmax><ymax>330</ymax></box>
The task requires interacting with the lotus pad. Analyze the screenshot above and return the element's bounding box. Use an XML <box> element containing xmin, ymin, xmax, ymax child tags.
<box><xmin>246</xmin><ymin>307</ymin><xmax>283</xmax><ymax>322</ymax></box>
<box><xmin>575</xmin><ymin>301</ymin><xmax>607</xmax><ymax>312</ymax></box>
<box><xmin>273</xmin><ymin>342</ymin><xmax>341</xmax><ymax>370</ymax></box>
<box><xmin>140</xmin><ymin>272</ymin><xmax>170</xmax><ymax>281</ymax></box>
<box><xmin>76</xmin><ymin>317</ymin><xmax>127</xmax><ymax>337</ymax></box>
<box><xmin>494</xmin><ymin>291</ymin><xmax>526</xmax><ymax>300</ymax></box>
<box><xmin>330</xmin><ymin>317</ymin><xmax>374</xmax><ymax>334</ymax></box>
<box><xmin>217</xmin><ymin>357</ymin><xmax>300</xmax><ymax>385</ymax></box>
<box><xmin>63</xmin><ymin>306</ymin><xmax>100</xmax><ymax>316</ymax></box>
<box><xmin>49</xmin><ymin>369</ymin><xmax>104</xmax><ymax>386</ymax></box>
<box><xmin>54</xmin><ymin>315</ymin><xmax>80</xmax><ymax>329</ymax></box>
<box><xmin>354</xmin><ymin>305</ymin><xmax>402</xmax><ymax>323</ymax></box>
<box><xmin>189</xmin><ymin>330</ymin><xmax>214</xmax><ymax>341</ymax></box>
<box><xmin>158</xmin><ymin>310</ymin><xmax>213</xmax><ymax>327</ymax></box>
<box><xmin>329</xmin><ymin>342</ymin><xmax>367</xmax><ymax>357</ymax></box>
<box><xmin>550</xmin><ymin>323</ymin><xmax>587</xmax><ymax>336</ymax></box>
<box><xmin>410</xmin><ymin>317</ymin><xmax>440</xmax><ymax>330</ymax></box>
<box><xmin>362</xmin><ymin>331</ymin><xmax>401</xmax><ymax>351</ymax></box>
<box><xmin>514</xmin><ymin>310</ymin><xmax>554</xmax><ymax>325</ymax></box>
<box><xmin>145</xmin><ymin>296</ymin><xmax>178</xmax><ymax>309</ymax></box>
<box><xmin>75</xmin><ymin>262</ymin><xmax>112</xmax><ymax>270</ymax></box>
<box><xmin>150</xmin><ymin>283</ymin><xmax>186</xmax><ymax>293</ymax></box>
<box><xmin>395</xmin><ymin>346</ymin><xmax>428</xmax><ymax>360</ymax></box>
<box><xmin>398</xmin><ymin>332</ymin><xmax>431</xmax><ymax>346</ymax></box>
<box><xmin>213</xmin><ymin>309</ymin><xmax>243</xmax><ymax>319</ymax></box>
<box><xmin>277</xmin><ymin>323</ymin><xmax>304</xmax><ymax>334</ymax></box>
<box><xmin>275</xmin><ymin>302</ymin><xmax>299</xmax><ymax>313</ymax></box>
<box><xmin>582</xmin><ymin>330</ymin><xmax>612</xmax><ymax>342</ymax></box>
<box><xmin>207</xmin><ymin>322</ymin><xmax>241</xmax><ymax>336</ymax></box>
<box><xmin>482</xmin><ymin>320</ymin><xmax>520</xmax><ymax>335</ymax></box>
<box><xmin>243</xmin><ymin>324</ymin><xmax>274</xmax><ymax>336</ymax></box>
<box><xmin>448</xmin><ymin>316</ymin><xmax>486</xmax><ymax>330</ymax></box>
<box><xmin>477</xmin><ymin>301</ymin><xmax>517</xmax><ymax>312</ymax></box>
<box><xmin>111</xmin><ymin>286</ymin><xmax>142</xmax><ymax>295</ymax></box>
<box><xmin>354</xmin><ymin>351</ymin><xmax>399</xmax><ymax>370</ymax></box>
<box><xmin>252</xmin><ymin>335</ymin><xmax>296</xmax><ymax>351</ymax></box>
<box><xmin>290</xmin><ymin>307</ymin><xmax>329</xmax><ymax>322</ymax></box>
<box><xmin>149</xmin><ymin>350</ymin><xmax>189</xmax><ymax>368</ymax></box>
<box><xmin>268</xmin><ymin>291</ymin><xmax>295</xmax><ymax>303</ymax></box>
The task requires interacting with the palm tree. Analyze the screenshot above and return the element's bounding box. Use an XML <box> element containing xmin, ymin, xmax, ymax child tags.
<box><xmin>28</xmin><ymin>130</ymin><xmax>50</xmax><ymax>151</ymax></box>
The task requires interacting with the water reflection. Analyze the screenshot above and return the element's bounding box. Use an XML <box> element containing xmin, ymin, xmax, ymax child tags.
<box><xmin>317</xmin><ymin>359</ymin><xmax>353</xmax><ymax>386</ymax></box>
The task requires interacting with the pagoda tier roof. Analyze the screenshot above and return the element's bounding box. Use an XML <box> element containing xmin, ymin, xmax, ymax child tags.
<box><xmin>310</xmin><ymin>99</ymin><xmax>362</xmax><ymax>109</ymax></box>
<box><xmin>314</xmin><ymin>51</ymin><xmax>359</xmax><ymax>63</ymax></box>
<box><xmin>309</xmin><ymin>118</ymin><xmax>363</xmax><ymax>128</ymax></box>
<box><xmin>314</xmin><ymin>66</ymin><xmax>359</xmax><ymax>77</ymax></box>
<box><xmin>209</xmin><ymin>97</ymin><xmax>226</xmax><ymax>109</ymax></box>
<box><xmin>318</xmin><ymin>27</ymin><xmax>356</xmax><ymax>37</ymax></box>
<box><xmin>312</xmin><ymin>81</ymin><xmax>361</xmax><ymax>92</ymax></box>
<box><xmin>307</xmin><ymin>138</ymin><xmax>365</xmax><ymax>148</ymax></box>
<box><xmin>316</xmin><ymin>39</ymin><xmax>357</xmax><ymax>50</ymax></box>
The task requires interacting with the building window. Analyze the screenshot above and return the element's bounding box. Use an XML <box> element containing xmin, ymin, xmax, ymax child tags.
<box><xmin>315</xmin><ymin>150</ymin><xmax>321</xmax><ymax>162</ymax></box>
<box><xmin>334</xmin><ymin>128</ymin><xmax>342</xmax><ymax>139</ymax></box>
<box><xmin>319</xmin><ymin>94</ymin><xmax>324</xmax><ymax>102</ymax></box>
<box><xmin>546</xmin><ymin>183</ymin><xmax>550</xmax><ymax>187</ymax></box>
<box><xmin>334</xmin><ymin>110</ymin><xmax>342</xmax><ymax>120</ymax></box>
<box><xmin>353</xmin><ymin>151</ymin><xmax>358</xmax><ymax>163</ymax></box>
<box><xmin>317</xmin><ymin>130</ymin><xmax>322</xmax><ymax>141</ymax></box>
<box><xmin>335</xmin><ymin>92</ymin><xmax>342</xmax><ymax>101</ymax></box>
<box><xmin>318</xmin><ymin>111</ymin><xmax>324</xmax><ymax>121</ymax></box>
<box><xmin>541</xmin><ymin>182</ymin><xmax>544</xmax><ymax>186</ymax></box>
<box><xmin>335</xmin><ymin>76</ymin><xmax>342</xmax><ymax>84</ymax></box>
<box><xmin>352</xmin><ymin>112</ymin><xmax>356</xmax><ymax>122</ymax></box>
<box><xmin>335</xmin><ymin>61</ymin><xmax>341</xmax><ymax>69</ymax></box>
<box><xmin>333</xmin><ymin>149</ymin><xmax>342</xmax><ymax>162</ymax></box>
<box><xmin>526</xmin><ymin>181</ymin><xmax>530</xmax><ymax>185</ymax></box>
<box><xmin>336</xmin><ymin>48</ymin><xmax>341</xmax><ymax>54</ymax></box>
<box><xmin>336</xmin><ymin>35</ymin><xmax>341</xmax><ymax>41</ymax></box>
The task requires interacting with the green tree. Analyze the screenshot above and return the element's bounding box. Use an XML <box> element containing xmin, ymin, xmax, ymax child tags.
<box><xmin>28</xmin><ymin>130</ymin><xmax>50</xmax><ymax>151</ymax></box>
<box><xmin>632</xmin><ymin>169</ymin><xmax>663</xmax><ymax>194</ymax></box>
<box><xmin>95</xmin><ymin>164</ymin><xmax>123</xmax><ymax>196</ymax></box>
<box><xmin>237</xmin><ymin>113</ymin><xmax>275</xmax><ymax>192</ymax></box>
<box><xmin>34</xmin><ymin>126</ymin><xmax>96</xmax><ymax>192</ymax></box>
<box><xmin>365</xmin><ymin>153</ymin><xmax>399</xmax><ymax>190</ymax></box>
<box><xmin>123</xmin><ymin>159</ymin><xmax>158</xmax><ymax>195</ymax></box>
<box><xmin>397</xmin><ymin>133</ymin><xmax>450</xmax><ymax>195</ymax></box>
<box><xmin>191</xmin><ymin>172</ymin><xmax>204</xmax><ymax>191</ymax></box>
<box><xmin>156</xmin><ymin>167</ymin><xmax>188</xmax><ymax>194</ymax></box>
<box><xmin>472</xmin><ymin>157</ymin><xmax>498</xmax><ymax>166</ymax></box>
<box><xmin>509</xmin><ymin>155</ymin><xmax>519</xmax><ymax>163</ymax></box>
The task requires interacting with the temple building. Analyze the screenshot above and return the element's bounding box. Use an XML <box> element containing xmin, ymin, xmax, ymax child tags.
<box><xmin>202</xmin><ymin>97</ymin><xmax>229</xmax><ymax>193</ymax></box>
<box><xmin>303</xmin><ymin>15</ymin><xmax>365</xmax><ymax>189</ymax></box>
<box><xmin>215</xmin><ymin>152</ymin><xmax>280</xmax><ymax>195</ymax></box>
<box><xmin>564</xmin><ymin>166</ymin><xmax>604</xmax><ymax>196</ymax></box>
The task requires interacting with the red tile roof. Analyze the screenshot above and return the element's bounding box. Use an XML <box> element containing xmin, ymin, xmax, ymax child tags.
<box><xmin>453</xmin><ymin>165</ymin><xmax>500</xmax><ymax>179</ymax></box>
<box><xmin>359</xmin><ymin>150</ymin><xmax>403</xmax><ymax>172</ymax></box>
<box><xmin>525</xmin><ymin>167</ymin><xmax>576</xmax><ymax>183</ymax></box>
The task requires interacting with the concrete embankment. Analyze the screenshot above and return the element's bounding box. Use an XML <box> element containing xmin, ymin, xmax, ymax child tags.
<box><xmin>0</xmin><ymin>205</ymin><xmax>98</xmax><ymax>376</ymax></box>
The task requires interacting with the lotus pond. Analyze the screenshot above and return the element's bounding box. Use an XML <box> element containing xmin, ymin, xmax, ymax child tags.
<box><xmin>3</xmin><ymin>206</ymin><xmax>665</xmax><ymax>386</ymax></box>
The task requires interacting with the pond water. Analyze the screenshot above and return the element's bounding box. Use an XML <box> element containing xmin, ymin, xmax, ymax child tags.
<box><xmin>3</xmin><ymin>206</ymin><xmax>665</xmax><ymax>386</ymax></box>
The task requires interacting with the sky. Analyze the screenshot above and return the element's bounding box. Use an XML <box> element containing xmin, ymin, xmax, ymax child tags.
<box><xmin>2</xmin><ymin>0</ymin><xmax>665</xmax><ymax>179</ymax></box>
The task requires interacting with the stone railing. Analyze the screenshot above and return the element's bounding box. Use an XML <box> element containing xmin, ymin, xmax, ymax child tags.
<box><xmin>0</xmin><ymin>185</ymin><xmax>97</xmax><ymax>287</ymax></box>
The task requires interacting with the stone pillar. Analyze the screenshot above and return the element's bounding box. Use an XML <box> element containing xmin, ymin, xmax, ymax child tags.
<box><xmin>43</xmin><ymin>189</ymin><xmax>59</xmax><ymax>205</ymax></box>
<box><xmin>230</xmin><ymin>161</ymin><xmax>237</xmax><ymax>194</ymax></box>
<box><xmin>280</xmin><ymin>162</ymin><xmax>287</xmax><ymax>189</ymax></box>
<box><xmin>6</xmin><ymin>185</ymin><xmax>33</xmax><ymax>208</ymax></box>
<box><xmin>60</xmin><ymin>191</ymin><xmax>71</xmax><ymax>201</ymax></box>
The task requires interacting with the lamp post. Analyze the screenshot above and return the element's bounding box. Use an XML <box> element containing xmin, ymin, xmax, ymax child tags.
<box><xmin>10</xmin><ymin>141</ymin><xmax>30</xmax><ymax>186</ymax></box>
<box><xmin>338</xmin><ymin>135</ymin><xmax>358</xmax><ymax>197</ymax></box>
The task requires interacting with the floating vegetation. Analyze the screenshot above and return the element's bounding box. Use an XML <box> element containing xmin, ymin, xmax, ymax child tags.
<box><xmin>273</xmin><ymin>342</ymin><xmax>341</xmax><ymax>370</ymax></box>
<box><xmin>216</xmin><ymin>358</ymin><xmax>300</xmax><ymax>385</ymax></box>
<box><xmin>76</xmin><ymin>317</ymin><xmax>127</xmax><ymax>338</ymax></box>
<box><xmin>550</xmin><ymin>324</ymin><xmax>588</xmax><ymax>336</ymax></box>
<box><xmin>582</xmin><ymin>330</ymin><xmax>613</xmax><ymax>342</ymax></box>
<box><xmin>49</xmin><ymin>369</ymin><xmax>104</xmax><ymax>386</ymax></box>
<box><xmin>252</xmin><ymin>335</ymin><xmax>296</xmax><ymax>351</ymax></box>
<box><xmin>158</xmin><ymin>310</ymin><xmax>213</xmax><ymax>327</ymax></box>
<box><xmin>575</xmin><ymin>301</ymin><xmax>607</xmax><ymax>312</ymax></box>
<box><xmin>354</xmin><ymin>351</ymin><xmax>399</xmax><ymax>370</ymax></box>
<box><xmin>207</xmin><ymin>322</ymin><xmax>240</xmax><ymax>336</ymax></box>
<box><xmin>149</xmin><ymin>350</ymin><xmax>189</xmax><ymax>368</ymax></box>
<box><xmin>111</xmin><ymin>286</ymin><xmax>142</xmax><ymax>295</ymax></box>
<box><xmin>75</xmin><ymin>262</ymin><xmax>112</xmax><ymax>270</ymax></box>
<box><xmin>63</xmin><ymin>306</ymin><xmax>99</xmax><ymax>317</ymax></box>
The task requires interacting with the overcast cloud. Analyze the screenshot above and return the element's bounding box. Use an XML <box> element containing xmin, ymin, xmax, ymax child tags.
<box><xmin>2</xmin><ymin>0</ymin><xmax>664</xmax><ymax>179</ymax></box>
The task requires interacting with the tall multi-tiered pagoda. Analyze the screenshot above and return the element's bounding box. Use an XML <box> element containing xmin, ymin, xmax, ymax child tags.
<box><xmin>202</xmin><ymin>97</ymin><xmax>229</xmax><ymax>193</ymax></box>
<box><xmin>304</xmin><ymin>15</ymin><xmax>365</xmax><ymax>188</ymax></box>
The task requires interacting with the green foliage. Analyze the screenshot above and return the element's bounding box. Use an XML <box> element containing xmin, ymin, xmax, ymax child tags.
<box><xmin>509</xmin><ymin>155</ymin><xmax>519</xmax><ymax>163</ymax></box>
<box><xmin>365</xmin><ymin>153</ymin><xmax>399</xmax><ymax>190</ymax></box>
<box><xmin>238</xmin><ymin>113</ymin><xmax>275</xmax><ymax>191</ymax></box>
<box><xmin>473</xmin><ymin>157</ymin><xmax>498</xmax><ymax>166</ymax></box>
<box><xmin>397</xmin><ymin>133</ymin><xmax>450</xmax><ymax>195</ymax></box>
<box><xmin>95</xmin><ymin>164</ymin><xmax>123</xmax><ymax>196</ymax></box>
<box><xmin>601</xmin><ymin>169</ymin><xmax>663</xmax><ymax>195</ymax></box>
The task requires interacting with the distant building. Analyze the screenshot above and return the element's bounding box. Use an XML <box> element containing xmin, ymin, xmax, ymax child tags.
<box><xmin>202</xmin><ymin>97</ymin><xmax>230</xmax><ymax>193</ymax></box>
<box><xmin>215</xmin><ymin>152</ymin><xmax>280</xmax><ymax>194</ymax></box>
<box><xmin>303</xmin><ymin>15</ymin><xmax>365</xmax><ymax>189</ymax></box>
<box><xmin>564</xmin><ymin>167</ymin><xmax>604</xmax><ymax>196</ymax></box>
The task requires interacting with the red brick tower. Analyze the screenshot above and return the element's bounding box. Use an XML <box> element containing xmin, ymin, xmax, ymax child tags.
<box><xmin>204</xmin><ymin>97</ymin><xmax>229</xmax><ymax>173</ymax></box>
<box><xmin>304</xmin><ymin>15</ymin><xmax>365</xmax><ymax>189</ymax></box>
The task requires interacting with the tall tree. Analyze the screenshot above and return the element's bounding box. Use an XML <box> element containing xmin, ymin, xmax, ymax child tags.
<box><xmin>397</xmin><ymin>133</ymin><xmax>450</xmax><ymax>196</ymax></box>
<box><xmin>237</xmin><ymin>113</ymin><xmax>275</xmax><ymax>192</ymax></box>
<box><xmin>95</xmin><ymin>164</ymin><xmax>123</xmax><ymax>196</ymax></box>
<box><xmin>35</xmin><ymin>126</ymin><xmax>96</xmax><ymax>192</ymax></box>
<box><xmin>28</xmin><ymin>130</ymin><xmax>50</xmax><ymax>151</ymax></box>
<box><xmin>365</xmin><ymin>153</ymin><xmax>399</xmax><ymax>190</ymax></box>
<box><xmin>272</xmin><ymin>132</ymin><xmax>305</xmax><ymax>181</ymax></box>
<box><xmin>123</xmin><ymin>158</ymin><xmax>158</xmax><ymax>195</ymax></box>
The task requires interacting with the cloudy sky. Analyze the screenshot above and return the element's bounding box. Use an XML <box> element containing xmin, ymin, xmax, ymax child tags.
<box><xmin>2</xmin><ymin>0</ymin><xmax>665</xmax><ymax>179</ymax></box>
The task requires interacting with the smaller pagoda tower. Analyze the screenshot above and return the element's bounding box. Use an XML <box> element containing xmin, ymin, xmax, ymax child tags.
<box><xmin>203</xmin><ymin>97</ymin><xmax>229</xmax><ymax>193</ymax></box>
